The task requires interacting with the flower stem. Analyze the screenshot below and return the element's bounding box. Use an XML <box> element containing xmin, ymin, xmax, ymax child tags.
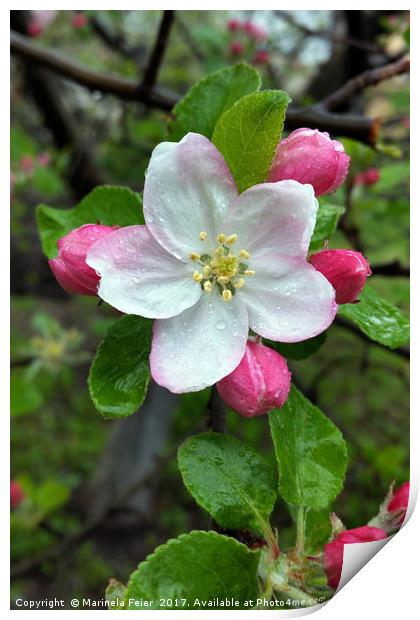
<box><xmin>206</xmin><ymin>385</ymin><xmax>226</xmax><ymax>433</ymax></box>
<box><xmin>295</xmin><ymin>506</ymin><xmax>307</xmax><ymax>555</ymax></box>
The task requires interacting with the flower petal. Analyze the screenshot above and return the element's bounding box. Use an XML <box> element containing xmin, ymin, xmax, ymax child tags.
<box><xmin>87</xmin><ymin>225</ymin><xmax>201</xmax><ymax>318</ymax></box>
<box><xmin>150</xmin><ymin>290</ymin><xmax>249</xmax><ymax>393</ymax></box>
<box><xmin>240</xmin><ymin>253</ymin><xmax>337</xmax><ymax>342</ymax></box>
<box><xmin>143</xmin><ymin>133</ymin><xmax>238</xmax><ymax>260</ymax></box>
<box><xmin>225</xmin><ymin>180</ymin><xmax>318</xmax><ymax>259</ymax></box>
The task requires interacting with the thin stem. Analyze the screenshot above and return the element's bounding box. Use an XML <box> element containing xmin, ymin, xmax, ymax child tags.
<box><xmin>295</xmin><ymin>506</ymin><xmax>307</xmax><ymax>555</ymax></box>
<box><xmin>206</xmin><ymin>385</ymin><xmax>226</xmax><ymax>433</ymax></box>
<box><xmin>259</xmin><ymin>519</ymin><xmax>281</xmax><ymax>560</ymax></box>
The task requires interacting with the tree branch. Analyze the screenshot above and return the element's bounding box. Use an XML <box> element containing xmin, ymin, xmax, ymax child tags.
<box><xmin>142</xmin><ymin>10</ymin><xmax>174</xmax><ymax>91</ymax></box>
<box><xmin>322</xmin><ymin>56</ymin><xmax>410</xmax><ymax>111</ymax></box>
<box><xmin>372</xmin><ymin>261</ymin><xmax>410</xmax><ymax>277</ymax></box>
<box><xmin>10</xmin><ymin>30</ymin><xmax>381</xmax><ymax>144</ymax></box>
<box><xmin>206</xmin><ymin>386</ymin><xmax>226</xmax><ymax>433</ymax></box>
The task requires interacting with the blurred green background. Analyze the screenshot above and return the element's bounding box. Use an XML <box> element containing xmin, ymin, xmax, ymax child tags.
<box><xmin>10</xmin><ymin>9</ymin><xmax>409</xmax><ymax>608</ymax></box>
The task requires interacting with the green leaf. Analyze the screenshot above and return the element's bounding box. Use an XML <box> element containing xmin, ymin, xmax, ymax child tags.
<box><xmin>309</xmin><ymin>203</ymin><xmax>345</xmax><ymax>251</ymax></box>
<box><xmin>371</xmin><ymin>162</ymin><xmax>409</xmax><ymax>193</ymax></box>
<box><xmin>338</xmin><ymin>285</ymin><xmax>409</xmax><ymax>349</ymax></box>
<box><xmin>37</xmin><ymin>185</ymin><xmax>143</xmax><ymax>259</ymax></box>
<box><xmin>212</xmin><ymin>90</ymin><xmax>291</xmax><ymax>192</ymax></box>
<box><xmin>265</xmin><ymin>332</ymin><xmax>327</xmax><ymax>361</ymax></box>
<box><xmin>178</xmin><ymin>432</ymin><xmax>277</xmax><ymax>532</ymax></box>
<box><xmin>125</xmin><ymin>531</ymin><xmax>260</xmax><ymax>609</ymax></box>
<box><xmin>303</xmin><ymin>509</ymin><xmax>332</xmax><ymax>554</ymax></box>
<box><xmin>34</xmin><ymin>480</ymin><xmax>70</xmax><ymax>516</ymax></box>
<box><xmin>168</xmin><ymin>63</ymin><xmax>261</xmax><ymax>140</ymax></box>
<box><xmin>88</xmin><ymin>315</ymin><xmax>152</xmax><ymax>419</ymax></box>
<box><xmin>269</xmin><ymin>386</ymin><xmax>348</xmax><ymax>510</ymax></box>
<box><xmin>11</xmin><ymin>369</ymin><xmax>44</xmax><ymax>417</ymax></box>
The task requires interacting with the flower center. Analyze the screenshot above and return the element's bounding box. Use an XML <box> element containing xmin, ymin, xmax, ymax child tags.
<box><xmin>190</xmin><ymin>232</ymin><xmax>255</xmax><ymax>302</ymax></box>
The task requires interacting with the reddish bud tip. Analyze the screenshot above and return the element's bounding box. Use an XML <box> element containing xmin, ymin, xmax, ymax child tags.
<box><xmin>309</xmin><ymin>249</ymin><xmax>371</xmax><ymax>304</ymax></box>
<box><xmin>49</xmin><ymin>224</ymin><xmax>117</xmax><ymax>296</ymax></box>
<box><xmin>216</xmin><ymin>340</ymin><xmax>291</xmax><ymax>417</ymax></box>
<box><xmin>387</xmin><ymin>481</ymin><xmax>410</xmax><ymax>525</ymax></box>
<box><xmin>11</xmin><ymin>481</ymin><xmax>25</xmax><ymax>509</ymax></box>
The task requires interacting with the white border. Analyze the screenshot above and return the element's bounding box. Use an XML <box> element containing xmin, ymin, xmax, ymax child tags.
<box><xmin>4</xmin><ymin>2</ymin><xmax>417</xmax><ymax>618</ymax></box>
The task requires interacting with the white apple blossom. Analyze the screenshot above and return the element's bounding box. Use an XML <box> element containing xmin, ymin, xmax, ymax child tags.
<box><xmin>87</xmin><ymin>133</ymin><xmax>337</xmax><ymax>393</ymax></box>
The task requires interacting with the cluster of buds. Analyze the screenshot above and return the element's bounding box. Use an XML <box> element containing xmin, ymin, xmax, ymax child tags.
<box><xmin>27</xmin><ymin>10</ymin><xmax>57</xmax><ymax>37</ymax></box>
<box><xmin>217</xmin><ymin>340</ymin><xmax>291</xmax><ymax>417</ymax></box>
<box><xmin>323</xmin><ymin>482</ymin><xmax>409</xmax><ymax>589</ymax></box>
<box><xmin>72</xmin><ymin>12</ymin><xmax>88</xmax><ymax>29</ymax></box>
<box><xmin>227</xmin><ymin>17</ymin><xmax>269</xmax><ymax>64</ymax></box>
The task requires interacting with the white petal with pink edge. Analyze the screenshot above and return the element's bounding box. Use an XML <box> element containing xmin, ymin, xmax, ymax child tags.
<box><xmin>239</xmin><ymin>253</ymin><xmax>337</xmax><ymax>342</ymax></box>
<box><xmin>224</xmin><ymin>180</ymin><xmax>318</xmax><ymax>260</ymax></box>
<box><xmin>86</xmin><ymin>225</ymin><xmax>201</xmax><ymax>318</ymax></box>
<box><xmin>143</xmin><ymin>133</ymin><xmax>238</xmax><ymax>261</ymax></box>
<box><xmin>150</xmin><ymin>289</ymin><xmax>249</xmax><ymax>393</ymax></box>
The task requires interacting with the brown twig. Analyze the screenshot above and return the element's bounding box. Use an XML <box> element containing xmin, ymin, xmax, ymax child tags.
<box><xmin>142</xmin><ymin>10</ymin><xmax>175</xmax><ymax>91</ymax></box>
<box><xmin>373</xmin><ymin>261</ymin><xmax>410</xmax><ymax>277</ymax></box>
<box><xmin>206</xmin><ymin>386</ymin><xmax>226</xmax><ymax>433</ymax></box>
<box><xmin>10</xmin><ymin>30</ymin><xmax>380</xmax><ymax>144</ymax></box>
<box><xmin>322</xmin><ymin>56</ymin><xmax>410</xmax><ymax>111</ymax></box>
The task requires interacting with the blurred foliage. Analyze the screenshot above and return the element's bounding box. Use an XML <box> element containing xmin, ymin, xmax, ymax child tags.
<box><xmin>11</xmin><ymin>8</ymin><xmax>409</xmax><ymax>608</ymax></box>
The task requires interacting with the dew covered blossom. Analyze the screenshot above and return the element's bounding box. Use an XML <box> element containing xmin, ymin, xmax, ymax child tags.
<box><xmin>216</xmin><ymin>340</ymin><xmax>291</xmax><ymax>417</ymax></box>
<box><xmin>87</xmin><ymin>132</ymin><xmax>337</xmax><ymax>393</ymax></box>
<box><xmin>268</xmin><ymin>128</ymin><xmax>350</xmax><ymax>196</ymax></box>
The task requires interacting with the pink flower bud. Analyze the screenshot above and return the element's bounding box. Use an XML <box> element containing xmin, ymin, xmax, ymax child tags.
<box><xmin>324</xmin><ymin>526</ymin><xmax>387</xmax><ymax>589</ymax></box>
<box><xmin>27</xmin><ymin>10</ymin><xmax>57</xmax><ymax>37</ymax></box>
<box><xmin>20</xmin><ymin>154</ymin><xmax>34</xmax><ymax>175</ymax></box>
<box><xmin>309</xmin><ymin>249</ymin><xmax>371</xmax><ymax>304</ymax></box>
<box><xmin>11</xmin><ymin>481</ymin><xmax>25</xmax><ymax>509</ymax></box>
<box><xmin>243</xmin><ymin>21</ymin><xmax>268</xmax><ymax>41</ymax></box>
<box><xmin>268</xmin><ymin>128</ymin><xmax>350</xmax><ymax>196</ymax></box>
<box><xmin>72</xmin><ymin>13</ymin><xmax>88</xmax><ymax>29</ymax></box>
<box><xmin>254</xmin><ymin>50</ymin><xmax>270</xmax><ymax>64</ymax></box>
<box><xmin>387</xmin><ymin>481</ymin><xmax>409</xmax><ymax>525</ymax></box>
<box><xmin>227</xmin><ymin>18</ymin><xmax>241</xmax><ymax>32</ymax></box>
<box><xmin>216</xmin><ymin>340</ymin><xmax>291</xmax><ymax>417</ymax></box>
<box><xmin>364</xmin><ymin>167</ymin><xmax>380</xmax><ymax>186</ymax></box>
<box><xmin>49</xmin><ymin>224</ymin><xmax>116</xmax><ymax>296</ymax></box>
<box><xmin>229</xmin><ymin>41</ymin><xmax>245</xmax><ymax>56</ymax></box>
<box><xmin>37</xmin><ymin>152</ymin><xmax>51</xmax><ymax>167</ymax></box>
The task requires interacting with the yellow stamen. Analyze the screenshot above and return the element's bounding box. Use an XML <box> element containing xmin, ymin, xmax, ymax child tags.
<box><xmin>217</xmin><ymin>276</ymin><xmax>230</xmax><ymax>285</ymax></box>
<box><xmin>217</xmin><ymin>233</ymin><xmax>226</xmax><ymax>244</ymax></box>
<box><xmin>203</xmin><ymin>281</ymin><xmax>212</xmax><ymax>293</ymax></box>
<box><xmin>225</xmin><ymin>234</ymin><xmax>238</xmax><ymax>245</ymax></box>
<box><xmin>199</xmin><ymin>231</ymin><xmax>208</xmax><ymax>241</ymax></box>
<box><xmin>239</xmin><ymin>249</ymin><xmax>250</xmax><ymax>259</ymax></box>
<box><xmin>190</xmin><ymin>252</ymin><xmax>201</xmax><ymax>262</ymax></box>
<box><xmin>244</xmin><ymin>270</ymin><xmax>255</xmax><ymax>276</ymax></box>
<box><xmin>234</xmin><ymin>278</ymin><xmax>245</xmax><ymax>289</ymax></box>
<box><xmin>203</xmin><ymin>265</ymin><xmax>211</xmax><ymax>277</ymax></box>
<box><xmin>193</xmin><ymin>271</ymin><xmax>203</xmax><ymax>282</ymax></box>
<box><xmin>222</xmin><ymin>289</ymin><xmax>232</xmax><ymax>302</ymax></box>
